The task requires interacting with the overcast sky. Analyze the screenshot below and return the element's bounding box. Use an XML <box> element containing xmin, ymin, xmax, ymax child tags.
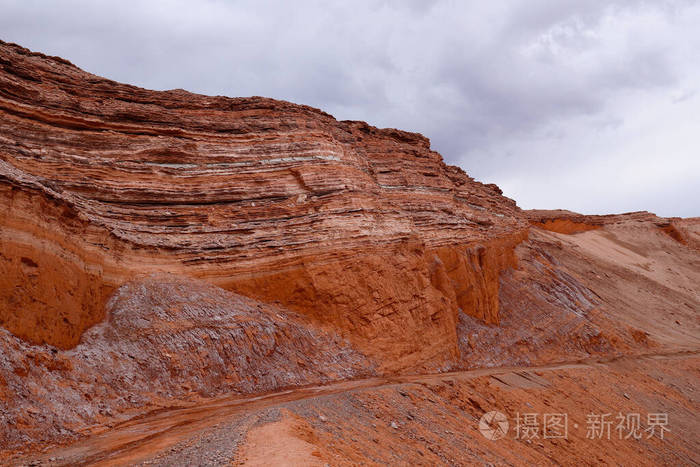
<box><xmin>2</xmin><ymin>0</ymin><xmax>698</xmax><ymax>216</ymax></box>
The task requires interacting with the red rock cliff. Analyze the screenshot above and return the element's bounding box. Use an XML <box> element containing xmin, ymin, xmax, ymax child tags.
<box><xmin>0</xmin><ymin>41</ymin><xmax>527</xmax><ymax>371</ymax></box>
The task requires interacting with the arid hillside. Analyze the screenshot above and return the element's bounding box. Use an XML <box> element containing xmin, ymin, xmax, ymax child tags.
<box><xmin>0</xmin><ymin>39</ymin><xmax>527</xmax><ymax>373</ymax></box>
<box><xmin>0</xmin><ymin>41</ymin><xmax>698</xmax><ymax>466</ymax></box>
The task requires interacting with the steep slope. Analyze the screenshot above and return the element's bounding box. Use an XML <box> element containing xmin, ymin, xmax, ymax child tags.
<box><xmin>0</xmin><ymin>275</ymin><xmax>374</xmax><ymax>451</ymax></box>
<box><xmin>0</xmin><ymin>40</ymin><xmax>526</xmax><ymax>371</ymax></box>
<box><xmin>459</xmin><ymin>212</ymin><xmax>700</xmax><ymax>368</ymax></box>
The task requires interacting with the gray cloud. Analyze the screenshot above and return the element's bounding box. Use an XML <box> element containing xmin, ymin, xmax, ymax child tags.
<box><xmin>1</xmin><ymin>0</ymin><xmax>698</xmax><ymax>216</ymax></box>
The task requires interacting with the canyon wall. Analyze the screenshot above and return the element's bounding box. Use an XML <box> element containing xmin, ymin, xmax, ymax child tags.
<box><xmin>0</xmin><ymin>41</ymin><xmax>527</xmax><ymax>370</ymax></box>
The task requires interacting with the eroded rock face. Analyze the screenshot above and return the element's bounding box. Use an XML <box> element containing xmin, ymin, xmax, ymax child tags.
<box><xmin>0</xmin><ymin>40</ymin><xmax>527</xmax><ymax>369</ymax></box>
<box><xmin>526</xmin><ymin>209</ymin><xmax>696</xmax><ymax>244</ymax></box>
<box><xmin>458</xmin><ymin>215</ymin><xmax>700</xmax><ymax>369</ymax></box>
<box><xmin>0</xmin><ymin>275</ymin><xmax>374</xmax><ymax>450</ymax></box>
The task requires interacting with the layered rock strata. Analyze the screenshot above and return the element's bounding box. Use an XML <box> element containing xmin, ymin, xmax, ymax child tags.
<box><xmin>0</xmin><ymin>40</ymin><xmax>526</xmax><ymax>370</ymax></box>
<box><xmin>527</xmin><ymin>208</ymin><xmax>697</xmax><ymax>246</ymax></box>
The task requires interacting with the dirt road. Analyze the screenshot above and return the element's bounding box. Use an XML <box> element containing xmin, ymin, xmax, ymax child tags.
<box><xmin>13</xmin><ymin>349</ymin><xmax>699</xmax><ymax>466</ymax></box>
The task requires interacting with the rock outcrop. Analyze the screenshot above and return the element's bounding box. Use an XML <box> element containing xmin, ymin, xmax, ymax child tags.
<box><xmin>0</xmin><ymin>275</ymin><xmax>374</xmax><ymax>450</ymax></box>
<box><xmin>526</xmin><ymin>208</ymin><xmax>697</xmax><ymax>246</ymax></box>
<box><xmin>0</xmin><ymin>40</ymin><xmax>527</xmax><ymax>370</ymax></box>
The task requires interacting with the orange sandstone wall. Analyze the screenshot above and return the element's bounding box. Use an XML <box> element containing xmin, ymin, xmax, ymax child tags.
<box><xmin>0</xmin><ymin>177</ymin><xmax>527</xmax><ymax>368</ymax></box>
<box><xmin>529</xmin><ymin>219</ymin><xmax>600</xmax><ymax>235</ymax></box>
<box><xmin>227</xmin><ymin>232</ymin><xmax>525</xmax><ymax>371</ymax></box>
<box><xmin>0</xmin><ymin>184</ymin><xmax>114</xmax><ymax>348</ymax></box>
<box><xmin>0</xmin><ymin>40</ymin><xmax>529</xmax><ymax>370</ymax></box>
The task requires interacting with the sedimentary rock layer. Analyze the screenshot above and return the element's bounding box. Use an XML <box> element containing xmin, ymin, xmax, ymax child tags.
<box><xmin>526</xmin><ymin>208</ymin><xmax>697</xmax><ymax>245</ymax></box>
<box><xmin>0</xmin><ymin>41</ymin><xmax>526</xmax><ymax>369</ymax></box>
